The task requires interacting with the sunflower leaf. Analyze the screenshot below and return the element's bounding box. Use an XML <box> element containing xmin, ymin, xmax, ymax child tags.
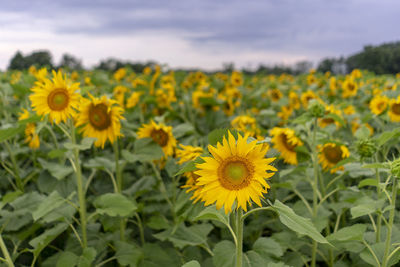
<box><xmin>272</xmin><ymin>200</ymin><xmax>329</xmax><ymax>244</ymax></box>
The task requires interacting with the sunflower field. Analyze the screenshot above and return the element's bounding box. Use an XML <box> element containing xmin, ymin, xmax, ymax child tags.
<box><xmin>0</xmin><ymin>66</ymin><xmax>400</xmax><ymax>267</ymax></box>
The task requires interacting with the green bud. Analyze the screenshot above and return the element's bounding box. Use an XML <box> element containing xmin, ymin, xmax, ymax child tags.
<box><xmin>308</xmin><ymin>99</ymin><xmax>325</xmax><ymax>118</ymax></box>
<box><xmin>356</xmin><ymin>139</ymin><xmax>377</xmax><ymax>159</ymax></box>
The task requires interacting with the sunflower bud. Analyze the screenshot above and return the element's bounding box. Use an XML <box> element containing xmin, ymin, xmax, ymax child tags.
<box><xmin>391</xmin><ymin>158</ymin><xmax>400</xmax><ymax>178</ymax></box>
<box><xmin>356</xmin><ymin>139</ymin><xmax>377</xmax><ymax>159</ymax></box>
<box><xmin>308</xmin><ymin>100</ymin><xmax>325</xmax><ymax>118</ymax></box>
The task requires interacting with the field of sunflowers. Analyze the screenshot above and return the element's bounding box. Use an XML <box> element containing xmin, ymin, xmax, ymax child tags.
<box><xmin>0</xmin><ymin>66</ymin><xmax>400</xmax><ymax>267</ymax></box>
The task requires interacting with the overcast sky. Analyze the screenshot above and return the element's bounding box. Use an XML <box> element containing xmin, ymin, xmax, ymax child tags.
<box><xmin>0</xmin><ymin>0</ymin><xmax>399</xmax><ymax>70</ymax></box>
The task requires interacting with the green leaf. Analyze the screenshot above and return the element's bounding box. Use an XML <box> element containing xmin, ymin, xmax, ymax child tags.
<box><xmin>56</xmin><ymin>251</ymin><xmax>78</xmax><ymax>267</ymax></box>
<box><xmin>344</xmin><ymin>163</ymin><xmax>374</xmax><ymax>178</ymax></box>
<box><xmin>38</xmin><ymin>158</ymin><xmax>73</xmax><ymax>180</ymax></box>
<box><xmin>358</xmin><ymin>178</ymin><xmax>379</xmax><ymax>188</ymax></box>
<box><xmin>194</xmin><ymin>206</ymin><xmax>230</xmax><ymax>227</ymax></box>
<box><xmin>175</xmin><ymin>156</ymin><xmax>205</xmax><ymax>176</ymax></box>
<box><xmin>362</xmin><ymin>163</ymin><xmax>390</xmax><ymax>169</ymax></box>
<box><xmin>18</xmin><ymin>115</ymin><xmax>42</xmax><ymax>125</ymax></box>
<box><xmin>208</xmin><ymin>128</ymin><xmax>239</xmax><ymax>146</ymax></box>
<box><xmin>291</xmin><ymin>113</ymin><xmax>312</xmax><ymax>124</ymax></box>
<box><xmin>64</xmin><ymin>137</ymin><xmax>96</xmax><ymax>151</ymax></box>
<box><xmin>325</xmin><ymin>113</ymin><xmax>345</xmax><ymax>126</ymax></box>
<box><xmin>78</xmin><ymin>247</ymin><xmax>97</xmax><ymax>267</ymax></box>
<box><xmin>354</xmin><ymin>125</ymin><xmax>371</xmax><ymax>139</ymax></box>
<box><xmin>327</xmin><ymin>224</ymin><xmax>367</xmax><ymax>242</ymax></box>
<box><xmin>153</xmin><ymin>223</ymin><xmax>213</xmax><ymax>249</ymax></box>
<box><xmin>272</xmin><ymin>200</ymin><xmax>328</xmax><ymax>244</ymax></box>
<box><xmin>376</xmin><ymin>129</ymin><xmax>400</xmax><ymax>147</ymax></box>
<box><xmin>94</xmin><ymin>193</ymin><xmax>137</xmax><ymax>217</ymax></box>
<box><xmin>122</xmin><ymin>138</ymin><xmax>164</xmax><ymax>162</ymax></box>
<box><xmin>253</xmin><ymin>237</ymin><xmax>283</xmax><ymax>258</ymax></box>
<box><xmin>173</xmin><ymin>123</ymin><xmax>195</xmax><ymax>138</ymax></box>
<box><xmin>0</xmin><ymin>125</ymin><xmax>24</xmax><ymax>142</ymax></box>
<box><xmin>212</xmin><ymin>240</ymin><xmax>235</xmax><ymax>267</ymax></box>
<box><xmin>29</xmin><ymin>223</ymin><xmax>68</xmax><ymax>258</ymax></box>
<box><xmin>182</xmin><ymin>260</ymin><xmax>201</xmax><ymax>267</ymax></box>
<box><xmin>350</xmin><ymin>197</ymin><xmax>385</xmax><ymax>219</ymax></box>
<box><xmin>115</xmin><ymin>241</ymin><xmax>144</xmax><ymax>267</ymax></box>
<box><xmin>32</xmin><ymin>191</ymin><xmax>66</xmax><ymax>221</ymax></box>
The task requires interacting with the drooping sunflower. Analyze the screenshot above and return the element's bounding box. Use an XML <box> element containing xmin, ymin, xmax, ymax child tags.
<box><xmin>75</xmin><ymin>94</ymin><xmax>124</xmax><ymax>148</ymax></box>
<box><xmin>369</xmin><ymin>95</ymin><xmax>389</xmax><ymax>115</ymax></box>
<box><xmin>137</xmin><ymin>121</ymin><xmax>177</xmax><ymax>157</ymax></box>
<box><xmin>29</xmin><ymin>70</ymin><xmax>80</xmax><ymax>124</ymax></box>
<box><xmin>270</xmin><ymin>127</ymin><xmax>303</xmax><ymax>165</ymax></box>
<box><xmin>318</xmin><ymin>143</ymin><xmax>350</xmax><ymax>173</ymax></box>
<box><xmin>194</xmin><ymin>131</ymin><xmax>277</xmax><ymax>213</ymax></box>
<box><xmin>388</xmin><ymin>97</ymin><xmax>400</xmax><ymax>122</ymax></box>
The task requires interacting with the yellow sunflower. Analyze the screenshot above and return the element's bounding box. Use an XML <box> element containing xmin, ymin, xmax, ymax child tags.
<box><xmin>369</xmin><ymin>95</ymin><xmax>389</xmax><ymax>115</ymax></box>
<box><xmin>231</xmin><ymin>115</ymin><xmax>260</xmax><ymax>137</ymax></box>
<box><xmin>301</xmin><ymin>90</ymin><xmax>318</xmax><ymax>108</ymax></box>
<box><xmin>270</xmin><ymin>127</ymin><xmax>303</xmax><ymax>165</ymax></box>
<box><xmin>126</xmin><ymin>92</ymin><xmax>142</xmax><ymax>109</ymax></box>
<box><xmin>318</xmin><ymin>143</ymin><xmax>350</xmax><ymax>173</ymax></box>
<box><xmin>268</xmin><ymin>89</ymin><xmax>283</xmax><ymax>102</ymax></box>
<box><xmin>18</xmin><ymin>109</ymin><xmax>40</xmax><ymax>149</ymax></box>
<box><xmin>194</xmin><ymin>131</ymin><xmax>277</xmax><ymax>213</ymax></box>
<box><xmin>75</xmin><ymin>94</ymin><xmax>124</xmax><ymax>148</ymax></box>
<box><xmin>319</xmin><ymin>105</ymin><xmax>342</xmax><ymax>128</ymax></box>
<box><xmin>389</xmin><ymin>97</ymin><xmax>400</xmax><ymax>122</ymax></box>
<box><xmin>342</xmin><ymin>78</ymin><xmax>358</xmax><ymax>98</ymax></box>
<box><xmin>137</xmin><ymin>121</ymin><xmax>177</xmax><ymax>157</ymax></box>
<box><xmin>29</xmin><ymin>70</ymin><xmax>80</xmax><ymax>124</ymax></box>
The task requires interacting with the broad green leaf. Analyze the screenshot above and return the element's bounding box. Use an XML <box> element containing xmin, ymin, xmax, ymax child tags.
<box><xmin>0</xmin><ymin>125</ymin><xmax>24</xmax><ymax>142</ymax></box>
<box><xmin>253</xmin><ymin>237</ymin><xmax>283</xmax><ymax>258</ymax></box>
<box><xmin>153</xmin><ymin>223</ymin><xmax>213</xmax><ymax>249</ymax></box>
<box><xmin>122</xmin><ymin>138</ymin><xmax>164</xmax><ymax>162</ymax></box>
<box><xmin>358</xmin><ymin>178</ymin><xmax>379</xmax><ymax>188</ymax></box>
<box><xmin>344</xmin><ymin>163</ymin><xmax>374</xmax><ymax>178</ymax></box>
<box><xmin>354</xmin><ymin>125</ymin><xmax>371</xmax><ymax>139</ymax></box>
<box><xmin>212</xmin><ymin>240</ymin><xmax>235</xmax><ymax>267</ymax></box>
<box><xmin>376</xmin><ymin>129</ymin><xmax>400</xmax><ymax>147</ymax></box>
<box><xmin>327</xmin><ymin>224</ymin><xmax>367</xmax><ymax>242</ymax></box>
<box><xmin>273</xmin><ymin>200</ymin><xmax>328</xmax><ymax>244</ymax></box>
<box><xmin>182</xmin><ymin>260</ymin><xmax>201</xmax><ymax>267</ymax></box>
<box><xmin>208</xmin><ymin>128</ymin><xmax>239</xmax><ymax>146</ymax></box>
<box><xmin>141</xmin><ymin>243</ymin><xmax>181</xmax><ymax>267</ymax></box>
<box><xmin>94</xmin><ymin>193</ymin><xmax>137</xmax><ymax>217</ymax></box>
<box><xmin>32</xmin><ymin>191</ymin><xmax>66</xmax><ymax>221</ymax></box>
<box><xmin>362</xmin><ymin>163</ymin><xmax>390</xmax><ymax>169</ymax></box>
<box><xmin>115</xmin><ymin>241</ymin><xmax>144</xmax><ymax>267</ymax></box>
<box><xmin>56</xmin><ymin>251</ymin><xmax>78</xmax><ymax>267</ymax></box>
<box><xmin>29</xmin><ymin>223</ymin><xmax>68</xmax><ymax>258</ymax></box>
<box><xmin>64</xmin><ymin>137</ymin><xmax>96</xmax><ymax>151</ymax></box>
<box><xmin>78</xmin><ymin>247</ymin><xmax>97</xmax><ymax>267</ymax></box>
<box><xmin>175</xmin><ymin>156</ymin><xmax>205</xmax><ymax>176</ymax></box>
<box><xmin>194</xmin><ymin>206</ymin><xmax>230</xmax><ymax>227</ymax></box>
<box><xmin>38</xmin><ymin>158</ymin><xmax>73</xmax><ymax>180</ymax></box>
<box><xmin>172</xmin><ymin>123</ymin><xmax>195</xmax><ymax>138</ymax></box>
<box><xmin>350</xmin><ymin>198</ymin><xmax>385</xmax><ymax>219</ymax></box>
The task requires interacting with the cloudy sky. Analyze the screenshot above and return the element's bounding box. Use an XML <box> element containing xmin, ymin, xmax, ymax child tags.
<box><xmin>0</xmin><ymin>0</ymin><xmax>399</xmax><ymax>70</ymax></box>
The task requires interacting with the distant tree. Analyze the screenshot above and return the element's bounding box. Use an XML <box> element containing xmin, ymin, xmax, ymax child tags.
<box><xmin>294</xmin><ymin>60</ymin><xmax>313</xmax><ymax>74</ymax></box>
<box><xmin>59</xmin><ymin>53</ymin><xmax>83</xmax><ymax>70</ymax></box>
<box><xmin>317</xmin><ymin>57</ymin><xmax>347</xmax><ymax>74</ymax></box>
<box><xmin>8</xmin><ymin>51</ymin><xmax>26</xmax><ymax>70</ymax></box>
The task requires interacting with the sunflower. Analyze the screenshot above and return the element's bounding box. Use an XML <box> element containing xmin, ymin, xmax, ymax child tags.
<box><xmin>270</xmin><ymin>127</ymin><xmax>303</xmax><ymax>165</ymax></box>
<box><xmin>268</xmin><ymin>89</ymin><xmax>283</xmax><ymax>102</ymax></box>
<box><xmin>75</xmin><ymin>94</ymin><xmax>124</xmax><ymax>148</ymax></box>
<box><xmin>177</xmin><ymin>144</ymin><xmax>204</xmax><ymax>200</ymax></box>
<box><xmin>342</xmin><ymin>78</ymin><xmax>358</xmax><ymax>98</ymax></box>
<box><xmin>301</xmin><ymin>90</ymin><xmax>318</xmax><ymax>108</ymax></box>
<box><xmin>289</xmin><ymin>91</ymin><xmax>301</xmax><ymax>109</ymax></box>
<box><xmin>388</xmin><ymin>97</ymin><xmax>400</xmax><ymax>122</ymax></box>
<box><xmin>369</xmin><ymin>95</ymin><xmax>389</xmax><ymax>115</ymax></box>
<box><xmin>126</xmin><ymin>92</ymin><xmax>142</xmax><ymax>109</ymax></box>
<box><xmin>18</xmin><ymin>109</ymin><xmax>40</xmax><ymax>149</ymax></box>
<box><xmin>194</xmin><ymin>131</ymin><xmax>277</xmax><ymax>213</ymax></box>
<box><xmin>137</xmin><ymin>121</ymin><xmax>177</xmax><ymax>157</ymax></box>
<box><xmin>231</xmin><ymin>115</ymin><xmax>260</xmax><ymax>137</ymax></box>
<box><xmin>318</xmin><ymin>143</ymin><xmax>350</xmax><ymax>173</ymax></box>
<box><xmin>230</xmin><ymin>71</ymin><xmax>243</xmax><ymax>87</ymax></box>
<box><xmin>319</xmin><ymin>105</ymin><xmax>342</xmax><ymax>128</ymax></box>
<box><xmin>29</xmin><ymin>70</ymin><xmax>80</xmax><ymax>124</ymax></box>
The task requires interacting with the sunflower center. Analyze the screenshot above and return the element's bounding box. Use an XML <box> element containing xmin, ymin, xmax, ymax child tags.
<box><xmin>377</xmin><ymin>102</ymin><xmax>386</xmax><ymax>111</ymax></box>
<box><xmin>150</xmin><ymin>129</ymin><xmax>169</xmax><ymax>147</ymax></box>
<box><xmin>281</xmin><ymin>133</ymin><xmax>296</xmax><ymax>151</ymax></box>
<box><xmin>218</xmin><ymin>156</ymin><xmax>254</xmax><ymax>190</ymax></box>
<box><xmin>348</xmin><ymin>83</ymin><xmax>355</xmax><ymax>91</ymax></box>
<box><xmin>47</xmin><ymin>88</ymin><xmax>69</xmax><ymax>111</ymax></box>
<box><xmin>321</xmin><ymin>118</ymin><xmax>335</xmax><ymax>125</ymax></box>
<box><xmin>323</xmin><ymin>146</ymin><xmax>342</xmax><ymax>164</ymax></box>
<box><xmin>88</xmin><ymin>103</ymin><xmax>112</xmax><ymax>130</ymax></box>
<box><xmin>392</xmin><ymin>103</ymin><xmax>400</xmax><ymax>115</ymax></box>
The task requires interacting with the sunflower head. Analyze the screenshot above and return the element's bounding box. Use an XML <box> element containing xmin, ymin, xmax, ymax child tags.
<box><xmin>318</xmin><ymin>143</ymin><xmax>350</xmax><ymax>173</ymax></box>
<box><xmin>29</xmin><ymin>70</ymin><xmax>80</xmax><ymax>124</ymax></box>
<box><xmin>75</xmin><ymin>94</ymin><xmax>124</xmax><ymax>148</ymax></box>
<box><xmin>388</xmin><ymin>97</ymin><xmax>400</xmax><ymax>122</ymax></box>
<box><xmin>369</xmin><ymin>95</ymin><xmax>389</xmax><ymax>115</ymax></box>
<box><xmin>193</xmin><ymin>131</ymin><xmax>277</xmax><ymax>214</ymax></box>
<box><xmin>137</xmin><ymin>121</ymin><xmax>177</xmax><ymax>157</ymax></box>
<box><xmin>270</xmin><ymin>127</ymin><xmax>303</xmax><ymax>165</ymax></box>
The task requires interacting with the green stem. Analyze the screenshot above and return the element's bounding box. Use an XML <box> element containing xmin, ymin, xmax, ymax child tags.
<box><xmin>382</xmin><ymin>177</ymin><xmax>397</xmax><ymax>267</ymax></box>
<box><xmin>375</xmin><ymin>154</ymin><xmax>382</xmax><ymax>243</ymax></box>
<box><xmin>113</xmin><ymin>140</ymin><xmax>126</xmax><ymax>241</ymax></box>
<box><xmin>0</xmin><ymin>234</ymin><xmax>14</xmax><ymax>267</ymax></box>
<box><xmin>70</xmin><ymin>121</ymin><xmax>87</xmax><ymax>249</ymax></box>
<box><xmin>4</xmin><ymin>141</ymin><xmax>23</xmax><ymax>192</ymax></box>
<box><xmin>236</xmin><ymin>209</ymin><xmax>243</xmax><ymax>267</ymax></box>
<box><xmin>311</xmin><ymin>118</ymin><xmax>319</xmax><ymax>267</ymax></box>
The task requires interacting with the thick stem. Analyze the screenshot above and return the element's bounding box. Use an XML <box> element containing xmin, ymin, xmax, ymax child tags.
<box><xmin>382</xmin><ymin>177</ymin><xmax>397</xmax><ymax>267</ymax></box>
<box><xmin>235</xmin><ymin>209</ymin><xmax>243</xmax><ymax>267</ymax></box>
<box><xmin>71</xmin><ymin>122</ymin><xmax>87</xmax><ymax>249</ymax></box>
<box><xmin>311</xmin><ymin>118</ymin><xmax>319</xmax><ymax>267</ymax></box>
<box><xmin>0</xmin><ymin>235</ymin><xmax>14</xmax><ymax>267</ymax></box>
<box><xmin>113</xmin><ymin>140</ymin><xmax>126</xmax><ymax>241</ymax></box>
